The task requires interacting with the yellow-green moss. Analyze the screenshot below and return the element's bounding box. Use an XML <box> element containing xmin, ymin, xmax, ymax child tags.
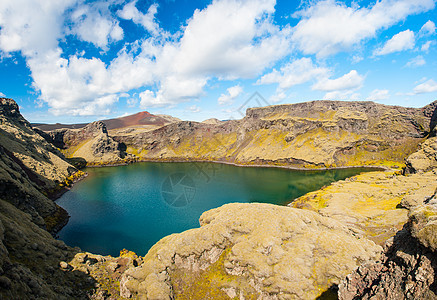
<box><xmin>43</xmin><ymin>204</ymin><xmax>69</xmax><ymax>232</ymax></box>
<box><xmin>61</xmin><ymin>139</ymin><xmax>90</xmax><ymax>158</ymax></box>
<box><xmin>171</xmin><ymin>248</ymin><xmax>258</xmax><ymax>300</ymax></box>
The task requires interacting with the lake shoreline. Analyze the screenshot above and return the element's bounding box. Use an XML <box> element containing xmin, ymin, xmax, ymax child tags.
<box><xmin>85</xmin><ymin>157</ymin><xmax>393</xmax><ymax>172</ymax></box>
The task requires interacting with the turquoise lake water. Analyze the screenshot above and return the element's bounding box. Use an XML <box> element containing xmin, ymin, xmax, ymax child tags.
<box><xmin>56</xmin><ymin>162</ymin><xmax>374</xmax><ymax>256</ymax></box>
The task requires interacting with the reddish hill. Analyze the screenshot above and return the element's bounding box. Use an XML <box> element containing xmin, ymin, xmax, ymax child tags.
<box><xmin>101</xmin><ymin>111</ymin><xmax>169</xmax><ymax>130</ymax></box>
<box><xmin>33</xmin><ymin>111</ymin><xmax>179</xmax><ymax>131</ymax></box>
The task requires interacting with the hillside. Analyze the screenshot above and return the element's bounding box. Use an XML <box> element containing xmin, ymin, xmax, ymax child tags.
<box><xmin>111</xmin><ymin>100</ymin><xmax>435</xmax><ymax>169</ymax></box>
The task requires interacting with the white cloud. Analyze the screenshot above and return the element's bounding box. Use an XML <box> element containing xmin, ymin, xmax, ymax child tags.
<box><xmin>171</xmin><ymin>0</ymin><xmax>291</xmax><ymax>79</ymax></box>
<box><xmin>139</xmin><ymin>90</ymin><xmax>170</xmax><ymax>108</ymax></box>
<box><xmin>257</xmin><ymin>58</ymin><xmax>329</xmax><ymax>90</ymax></box>
<box><xmin>118</xmin><ymin>1</ymin><xmax>160</xmax><ymax>36</ymax></box>
<box><xmin>0</xmin><ymin>92</ymin><xmax>5</xmax><ymax>97</ymax></box>
<box><xmin>0</xmin><ymin>0</ymin><xmax>76</xmax><ymax>56</ymax></box>
<box><xmin>269</xmin><ymin>91</ymin><xmax>286</xmax><ymax>104</ymax></box>
<box><xmin>188</xmin><ymin>105</ymin><xmax>201</xmax><ymax>113</ymax></box>
<box><xmin>75</xmin><ymin>94</ymin><xmax>118</xmax><ymax>116</ymax></box>
<box><xmin>366</xmin><ymin>89</ymin><xmax>389</xmax><ymax>101</ymax></box>
<box><xmin>374</xmin><ymin>30</ymin><xmax>415</xmax><ymax>56</ymax></box>
<box><xmin>421</xmin><ymin>41</ymin><xmax>433</xmax><ymax>52</ymax></box>
<box><xmin>27</xmin><ymin>50</ymin><xmax>122</xmax><ymax>115</ymax></box>
<box><xmin>419</xmin><ymin>20</ymin><xmax>436</xmax><ymax>36</ymax></box>
<box><xmin>312</xmin><ymin>70</ymin><xmax>364</xmax><ymax>92</ymax></box>
<box><xmin>138</xmin><ymin>74</ymin><xmax>208</xmax><ymax>109</ymax></box>
<box><xmin>126</xmin><ymin>97</ymin><xmax>137</xmax><ymax>108</ymax></box>
<box><xmin>406</xmin><ymin>55</ymin><xmax>426</xmax><ymax>67</ymax></box>
<box><xmin>351</xmin><ymin>55</ymin><xmax>364</xmax><ymax>63</ymax></box>
<box><xmin>323</xmin><ymin>90</ymin><xmax>361</xmax><ymax>100</ymax></box>
<box><xmin>69</xmin><ymin>2</ymin><xmax>124</xmax><ymax>50</ymax></box>
<box><xmin>218</xmin><ymin>85</ymin><xmax>243</xmax><ymax>105</ymax></box>
<box><xmin>291</xmin><ymin>0</ymin><xmax>435</xmax><ymax>57</ymax></box>
<box><xmin>413</xmin><ymin>79</ymin><xmax>437</xmax><ymax>94</ymax></box>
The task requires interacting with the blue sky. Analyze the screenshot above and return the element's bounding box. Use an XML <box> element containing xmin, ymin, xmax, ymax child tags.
<box><xmin>0</xmin><ymin>0</ymin><xmax>436</xmax><ymax>123</ymax></box>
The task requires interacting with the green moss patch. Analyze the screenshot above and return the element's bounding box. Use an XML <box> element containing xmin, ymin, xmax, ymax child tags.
<box><xmin>170</xmin><ymin>248</ymin><xmax>258</xmax><ymax>300</ymax></box>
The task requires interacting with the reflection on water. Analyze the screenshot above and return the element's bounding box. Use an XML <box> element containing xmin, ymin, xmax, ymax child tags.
<box><xmin>57</xmin><ymin>162</ymin><xmax>376</xmax><ymax>256</ymax></box>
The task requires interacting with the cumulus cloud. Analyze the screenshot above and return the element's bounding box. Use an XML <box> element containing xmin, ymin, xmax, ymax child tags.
<box><xmin>0</xmin><ymin>0</ymin><xmax>75</xmax><ymax>56</ymax></box>
<box><xmin>171</xmin><ymin>0</ymin><xmax>291</xmax><ymax>79</ymax></box>
<box><xmin>69</xmin><ymin>2</ymin><xmax>124</xmax><ymax>50</ymax></box>
<box><xmin>188</xmin><ymin>105</ymin><xmax>201</xmax><ymax>113</ymax></box>
<box><xmin>0</xmin><ymin>92</ymin><xmax>5</xmax><ymax>97</ymax></box>
<box><xmin>269</xmin><ymin>91</ymin><xmax>286</xmax><ymax>104</ymax></box>
<box><xmin>421</xmin><ymin>41</ymin><xmax>433</xmax><ymax>52</ymax></box>
<box><xmin>374</xmin><ymin>30</ymin><xmax>415</xmax><ymax>56</ymax></box>
<box><xmin>218</xmin><ymin>85</ymin><xmax>243</xmax><ymax>105</ymax></box>
<box><xmin>258</xmin><ymin>60</ymin><xmax>364</xmax><ymax>103</ymax></box>
<box><xmin>366</xmin><ymin>89</ymin><xmax>389</xmax><ymax>101</ymax></box>
<box><xmin>419</xmin><ymin>20</ymin><xmax>436</xmax><ymax>36</ymax></box>
<box><xmin>413</xmin><ymin>79</ymin><xmax>437</xmax><ymax>94</ymax></box>
<box><xmin>257</xmin><ymin>58</ymin><xmax>329</xmax><ymax>90</ymax></box>
<box><xmin>291</xmin><ymin>0</ymin><xmax>435</xmax><ymax>57</ymax></box>
<box><xmin>312</xmin><ymin>70</ymin><xmax>364</xmax><ymax>92</ymax></box>
<box><xmin>406</xmin><ymin>55</ymin><xmax>426</xmax><ymax>67</ymax></box>
<box><xmin>118</xmin><ymin>1</ymin><xmax>160</xmax><ymax>36</ymax></box>
<box><xmin>139</xmin><ymin>90</ymin><xmax>170</xmax><ymax>108</ymax></box>
<box><xmin>126</xmin><ymin>97</ymin><xmax>138</xmax><ymax>108</ymax></box>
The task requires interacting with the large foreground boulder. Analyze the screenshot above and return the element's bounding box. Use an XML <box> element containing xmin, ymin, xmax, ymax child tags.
<box><xmin>120</xmin><ymin>203</ymin><xmax>382</xmax><ymax>299</ymax></box>
<box><xmin>42</xmin><ymin>121</ymin><xmax>131</xmax><ymax>165</ymax></box>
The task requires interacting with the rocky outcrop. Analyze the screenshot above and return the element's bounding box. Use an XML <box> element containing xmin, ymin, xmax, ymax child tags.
<box><xmin>405</xmin><ymin>136</ymin><xmax>437</xmax><ymax>174</ymax></box>
<box><xmin>42</xmin><ymin>121</ymin><xmax>130</xmax><ymax>165</ymax></box>
<box><xmin>422</xmin><ymin>99</ymin><xmax>437</xmax><ymax>135</ymax></box>
<box><xmin>338</xmin><ymin>196</ymin><xmax>437</xmax><ymax>300</ymax></box>
<box><xmin>114</xmin><ymin>100</ymin><xmax>437</xmax><ymax>169</ymax></box>
<box><xmin>44</xmin><ymin>121</ymin><xmax>108</xmax><ymax>148</ymax></box>
<box><xmin>119</xmin><ymin>203</ymin><xmax>382</xmax><ymax>299</ymax></box>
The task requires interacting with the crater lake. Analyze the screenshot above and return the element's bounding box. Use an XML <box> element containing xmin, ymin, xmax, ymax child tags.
<box><xmin>56</xmin><ymin>162</ymin><xmax>376</xmax><ymax>256</ymax></box>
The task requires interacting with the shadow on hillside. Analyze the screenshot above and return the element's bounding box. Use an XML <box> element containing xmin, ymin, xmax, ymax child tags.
<box><xmin>317</xmin><ymin>285</ymin><xmax>339</xmax><ymax>300</ymax></box>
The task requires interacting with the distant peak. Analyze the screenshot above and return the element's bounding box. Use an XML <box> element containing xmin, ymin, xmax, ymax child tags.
<box><xmin>138</xmin><ymin>111</ymin><xmax>151</xmax><ymax>115</ymax></box>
